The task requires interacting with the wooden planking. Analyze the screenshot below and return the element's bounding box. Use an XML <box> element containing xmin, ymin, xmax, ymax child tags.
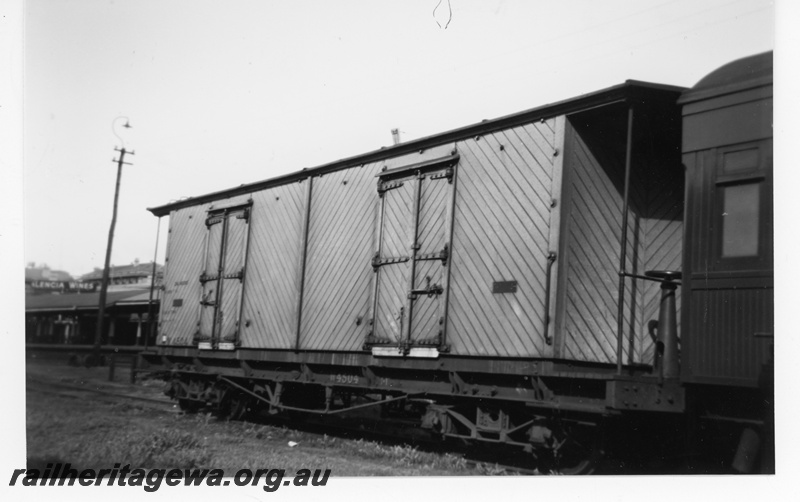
<box><xmin>300</xmin><ymin>165</ymin><xmax>379</xmax><ymax>350</ymax></box>
<box><xmin>198</xmin><ymin>206</ymin><xmax>251</xmax><ymax>343</ymax></box>
<box><xmin>375</xmin><ymin>260</ymin><xmax>408</xmax><ymax>342</ymax></box>
<box><xmin>687</xmin><ymin>150</ymin><xmax>714</xmax><ymax>273</ymax></box>
<box><xmin>558</xmin><ymin>117</ymin><xmax>684</xmax><ymax>365</ymax></box>
<box><xmin>559</xmin><ymin>122</ymin><xmax>626</xmax><ymax>363</ymax></box>
<box><xmin>410</xmin><ymin>176</ymin><xmax>450</xmax><ymax>342</ymax></box>
<box><xmin>638</xmin><ymin>167</ymin><xmax>683</xmax><ymax>363</ymax></box>
<box><xmin>447</xmin><ymin>120</ymin><xmax>558</xmax><ymax>357</ymax></box>
<box><xmin>159</xmin><ymin>193</ymin><xmax>252</xmax><ymax>346</ymax></box>
<box><xmin>410</xmin><ymin>259</ymin><xmax>444</xmax><ymax>341</ymax></box>
<box><xmin>205</xmin><ymin>219</ymin><xmax>223</xmax><ymax>276</ymax></box>
<box><xmin>381</xmin><ymin>179</ymin><xmax>415</xmax><ymax>260</ymax></box>
<box><xmin>417</xmin><ymin>176</ymin><xmax>449</xmax><ymax>255</ymax></box>
<box><xmin>159</xmin><ymin>205</ymin><xmax>209</xmax><ymax>346</ymax></box>
<box><xmin>374</xmin><ymin>180</ymin><xmax>414</xmax><ymax>342</ymax></box>
<box><xmin>198</xmin><ymin>220</ymin><xmax>223</xmax><ymax>340</ymax></box>
<box><xmin>224</xmin><ymin>212</ymin><xmax>247</xmax><ymax>273</ymax></box>
<box><xmin>219</xmin><ymin>279</ymin><xmax>242</xmax><ymax>341</ymax></box>
<box><xmin>239</xmin><ymin>183</ymin><xmax>306</xmax><ymax>349</ymax></box>
<box><xmin>218</xmin><ymin>214</ymin><xmax>249</xmax><ymax>342</ymax></box>
<box><xmin>688</xmin><ymin>288</ymin><xmax>773</xmax><ymax>383</ymax></box>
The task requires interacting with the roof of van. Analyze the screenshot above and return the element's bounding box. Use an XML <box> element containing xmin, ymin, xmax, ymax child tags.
<box><xmin>679</xmin><ymin>51</ymin><xmax>772</xmax><ymax>105</ymax></box>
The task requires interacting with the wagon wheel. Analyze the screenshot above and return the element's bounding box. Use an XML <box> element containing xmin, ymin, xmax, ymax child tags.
<box><xmin>227</xmin><ymin>393</ymin><xmax>250</xmax><ymax>421</ymax></box>
<box><xmin>550</xmin><ymin>425</ymin><xmax>605</xmax><ymax>475</ymax></box>
<box><xmin>215</xmin><ymin>388</ymin><xmax>250</xmax><ymax>421</ymax></box>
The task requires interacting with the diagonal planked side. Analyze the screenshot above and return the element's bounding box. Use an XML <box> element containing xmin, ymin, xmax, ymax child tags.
<box><xmin>410</xmin><ymin>176</ymin><xmax>449</xmax><ymax>342</ymax></box>
<box><xmin>159</xmin><ymin>205</ymin><xmax>209</xmax><ymax>346</ymax></box>
<box><xmin>559</xmin><ymin>121</ymin><xmax>642</xmax><ymax>363</ymax></box>
<box><xmin>447</xmin><ymin>120</ymin><xmax>557</xmax><ymax>357</ymax></box>
<box><xmin>159</xmin><ymin>193</ymin><xmax>252</xmax><ymax>347</ymax></box>
<box><xmin>217</xmin><ymin>214</ymin><xmax>247</xmax><ymax>342</ymax></box>
<box><xmin>637</xmin><ymin>166</ymin><xmax>683</xmax><ymax>364</ymax></box>
<box><xmin>239</xmin><ymin>183</ymin><xmax>306</xmax><ymax>349</ymax></box>
<box><xmin>558</xmin><ymin>117</ymin><xmax>683</xmax><ymax>365</ymax></box>
<box><xmin>300</xmin><ymin>165</ymin><xmax>380</xmax><ymax>350</ymax></box>
<box><xmin>374</xmin><ymin>180</ymin><xmax>414</xmax><ymax>342</ymax></box>
<box><xmin>198</xmin><ymin>221</ymin><xmax>223</xmax><ymax>340</ymax></box>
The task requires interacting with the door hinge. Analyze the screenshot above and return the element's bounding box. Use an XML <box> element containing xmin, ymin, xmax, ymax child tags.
<box><xmin>429</xmin><ymin>167</ymin><xmax>454</xmax><ymax>183</ymax></box>
<box><xmin>377</xmin><ymin>179</ymin><xmax>405</xmax><ymax>196</ymax></box>
<box><xmin>372</xmin><ymin>252</ymin><xmax>410</xmax><ymax>270</ymax></box>
<box><xmin>417</xmin><ymin>244</ymin><xmax>449</xmax><ymax>266</ymax></box>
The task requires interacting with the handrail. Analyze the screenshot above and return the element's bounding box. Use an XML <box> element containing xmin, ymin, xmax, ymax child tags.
<box><xmin>619</xmin><ymin>271</ymin><xmax>682</xmax><ymax>286</ymax></box>
<box><xmin>543</xmin><ymin>252</ymin><xmax>558</xmax><ymax>346</ymax></box>
<box><xmin>616</xmin><ymin>104</ymin><xmax>635</xmax><ymax>375</ymax></box>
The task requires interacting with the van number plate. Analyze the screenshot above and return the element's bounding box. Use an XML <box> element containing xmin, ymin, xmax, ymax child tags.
<box><xmin>331</xmin><ymin>374</ymin><xmax>360</xmax><ymax>385</ymax></box>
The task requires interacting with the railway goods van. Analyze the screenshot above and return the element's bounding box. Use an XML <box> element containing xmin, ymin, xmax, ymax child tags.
<box><xmin>141</xmin><ymin>52</ymin><xmax>774</xmax><ymax>473</ymax></box>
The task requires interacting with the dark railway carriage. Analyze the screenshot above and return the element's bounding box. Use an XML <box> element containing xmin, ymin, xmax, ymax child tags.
<box><xmin>680</xmin><ymin>52</ymin><xmax>773</xmax><ymax>385</ymax></box>
<box><xmin>142</xmin><ymin>52</ymin><xmax>773</xmax><ymax>473</ymax></box>
<box><xmin>678</xmin><ymin>51</ymin><xmax>773</xmax><ymax>472</ymax></box>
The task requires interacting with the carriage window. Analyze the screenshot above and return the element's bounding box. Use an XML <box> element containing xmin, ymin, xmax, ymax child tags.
<box><xmin>721</xmin><ymin>182</ymin><xmax>760</xmax><ymax>258</ymax></box>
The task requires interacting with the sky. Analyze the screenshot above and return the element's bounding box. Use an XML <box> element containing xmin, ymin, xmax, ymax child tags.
<box><xmin>18</xmin><ymin>0</ymin><xmax>776</xmax><ymax>278</ymax></box>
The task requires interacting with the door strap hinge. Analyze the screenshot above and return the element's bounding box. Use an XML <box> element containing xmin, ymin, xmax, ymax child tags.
<box><xmin>429</xmin><ymin>167</ymin><xmax>454</xmax><ymax>183</ymax></box>
<box><xmin>417</xmin><ymin>244</ymin><xmax>449</xmax><ymax>266</ymax></box>
<box><xmin>200</xmin><ymin>269</ymin><xmax>243</xmax><ymax>283</ymax></box>
<box><xmin>377</xmin><ymin>179</ymin><xmax>405</xmax><ymax>196</ymax></box>
<box><xmin>372</xmin><ymin>252</ymin><xmax>410</xmax><ymax>270</ymax></box>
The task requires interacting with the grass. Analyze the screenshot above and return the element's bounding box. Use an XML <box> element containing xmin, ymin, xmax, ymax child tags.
<box><xmin>26</xmin><ymin>387</ymin><xmax>480</xmax><ymax>475</ymax></box>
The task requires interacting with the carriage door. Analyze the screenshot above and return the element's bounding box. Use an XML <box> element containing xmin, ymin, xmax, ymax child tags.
<box><xmin>197</xmin><ymin>203</ymin><xmax>252</xmax><ymax>350</ymax></box>
<box><xmin>369</xmin><ymin>153</ymin><xmax>458</xmax><ymax>357</ymax></box>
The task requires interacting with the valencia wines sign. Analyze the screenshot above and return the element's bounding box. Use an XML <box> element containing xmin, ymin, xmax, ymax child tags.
<box><xmin>28</xmin><ymin>281</ymin><xmax>98</xmax><ymax>292</ymax></box>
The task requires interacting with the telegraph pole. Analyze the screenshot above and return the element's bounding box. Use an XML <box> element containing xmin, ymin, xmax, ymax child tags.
<box><xmin>92</xmin><ymin>122</ymin><xmax>134</xmax><ymax>365</ymax></box>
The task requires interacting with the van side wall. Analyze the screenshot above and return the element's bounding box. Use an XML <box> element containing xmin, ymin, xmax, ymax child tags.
<box><xmin>158</xmin><ymin>118</ymin><xmax>565</xmax><ymax>358</ymax></box>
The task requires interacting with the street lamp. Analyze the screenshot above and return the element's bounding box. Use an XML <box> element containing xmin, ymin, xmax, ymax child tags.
<box><xmin>90</xmin><ymin>116</ymin><xmax>134</xmax><ymax>365</ymax></box>
<box><xmin>112</xmin><ymin>116</ymin><xmax>132</xmax><ymax>148</ymax></box>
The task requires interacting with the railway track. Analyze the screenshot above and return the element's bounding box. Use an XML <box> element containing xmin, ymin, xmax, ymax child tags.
<box><xmin>26</xmin><ymin>374</ymin><xmax>176</xmax><ymax>412</ymax></box>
